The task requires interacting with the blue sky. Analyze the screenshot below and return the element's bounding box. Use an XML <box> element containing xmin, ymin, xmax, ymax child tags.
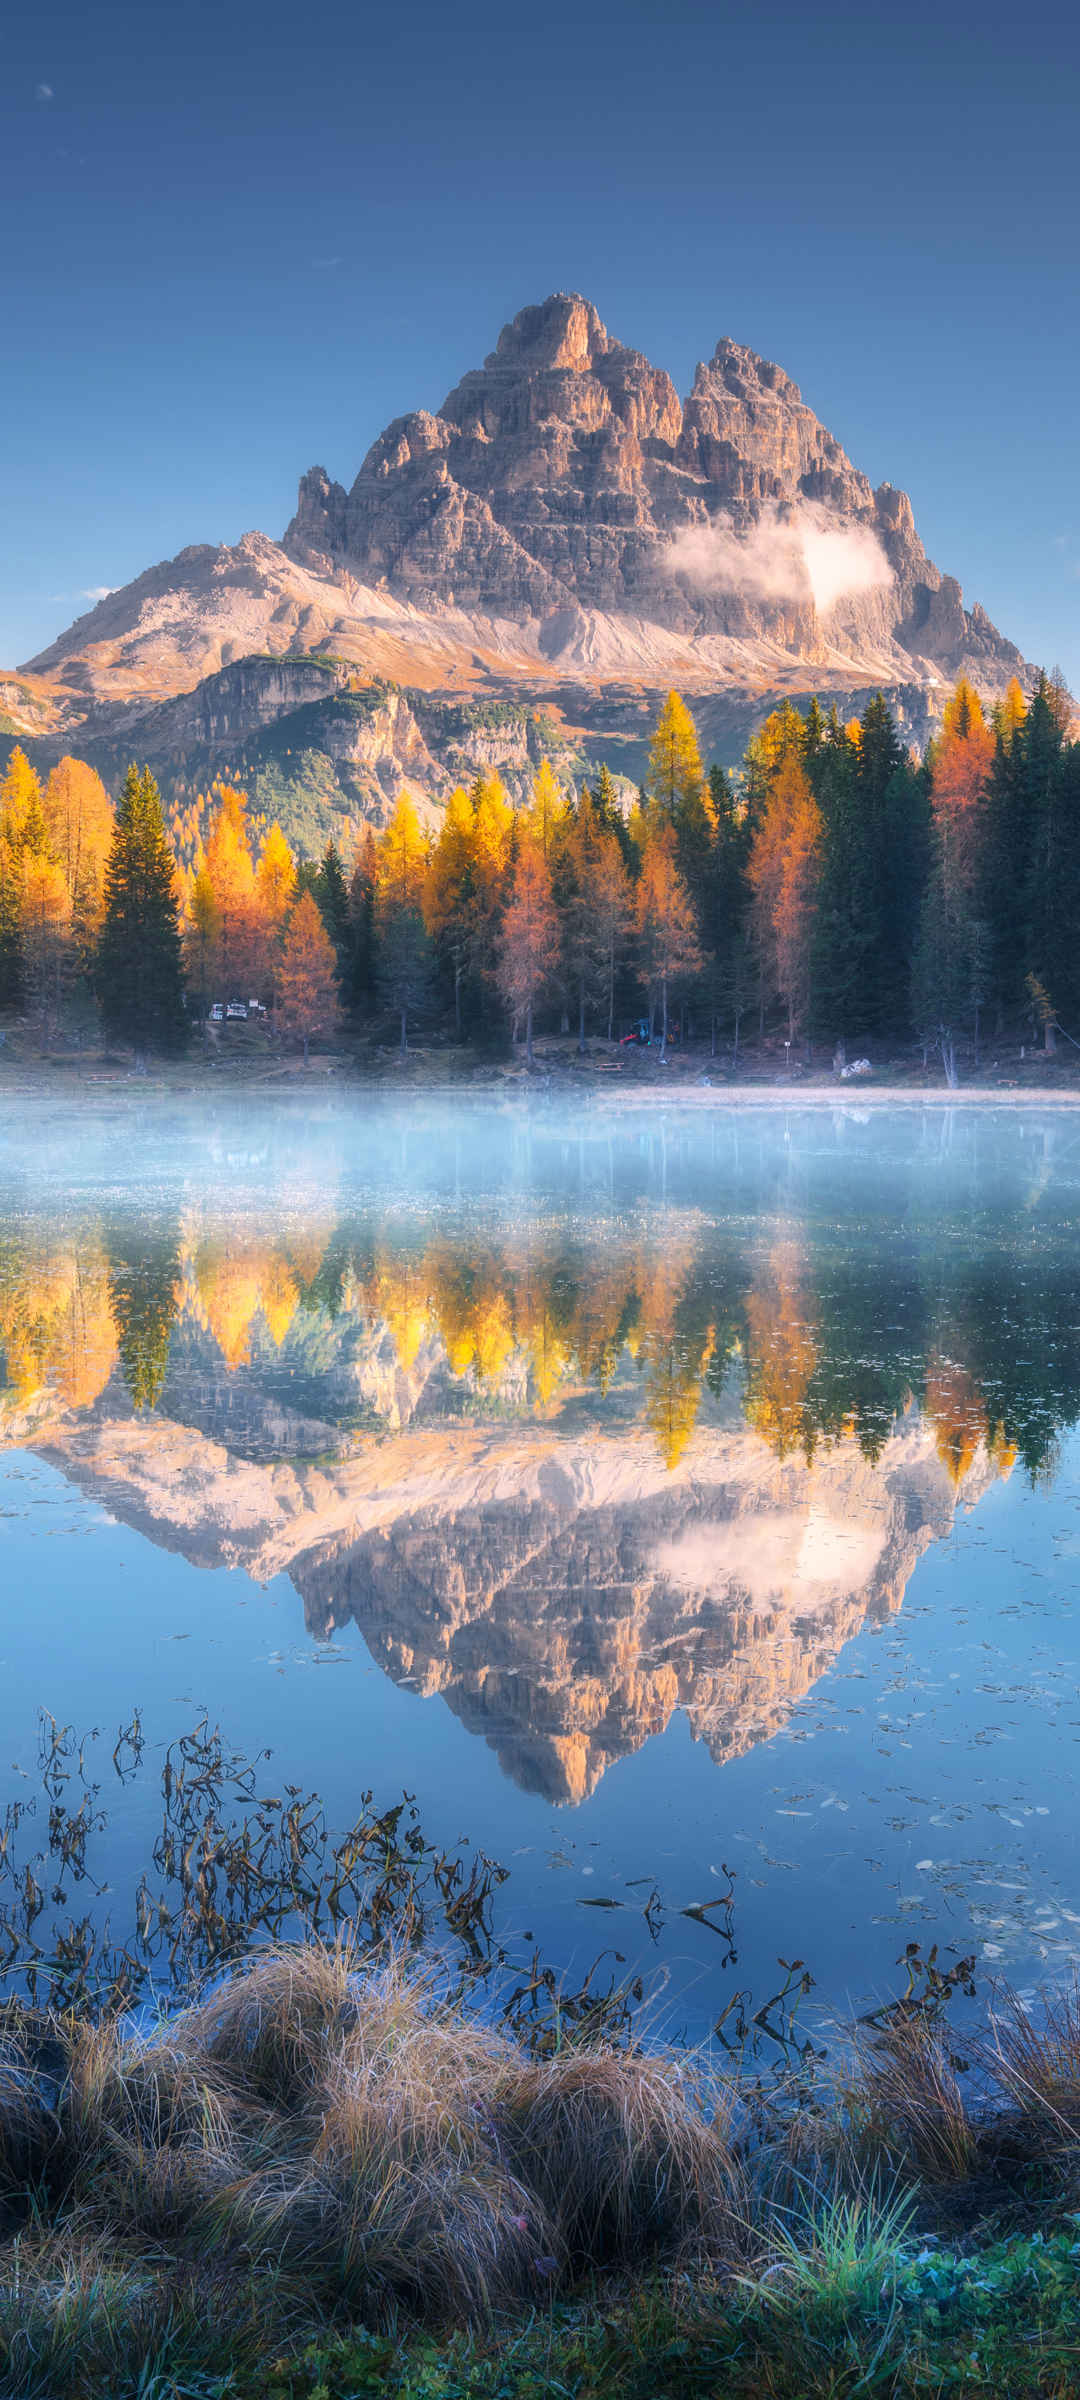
<box><xmin>4</xmin><ymin>0</ymin><xmax>1078</xmax><ymax>685</ymax></box>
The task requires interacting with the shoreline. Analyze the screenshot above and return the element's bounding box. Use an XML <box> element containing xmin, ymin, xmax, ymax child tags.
<box><xmin>3</xmin><ymin>1063</ymin><xmax>1080</xmax><ymax>1108</ymax></box>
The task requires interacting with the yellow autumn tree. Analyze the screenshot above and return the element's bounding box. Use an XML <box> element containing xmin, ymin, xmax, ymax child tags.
<box><xmin>995</xmin><ymin>678</ymin><xmax>1027</xmax><ymax>745</ymax></box>
<box><xmin>469</xmin><ymin>773</ymin><xmax>514</xmax><ymax>991</ymax></box>
<box><xmin>256</xmin><ymin>823</ymin><xmax>296</xmax><ymax>926</ymax></box>
<box><xmin>647</xmin><ymin>691</ymin><xmax>705</xmax><ymax>821</ymax></box>
<box><xmin>201</xmin><ymin>783</ymin><xmax>261</xmax><ymax>998</ymax></box>
<box><xmin>524</xmin><ymin>759</ymin><xmax>569</xmax><ymax>860</ymax></box>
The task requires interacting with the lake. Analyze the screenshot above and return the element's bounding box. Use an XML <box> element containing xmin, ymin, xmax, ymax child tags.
<box><xmin>2</xmin><ymin>1091</ymin><xmax>1080</xmax><ymax>2050</ymax></box>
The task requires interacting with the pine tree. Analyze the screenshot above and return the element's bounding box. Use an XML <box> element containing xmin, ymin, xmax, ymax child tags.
<box><xmin>348</xmin><ymin>829</ymin><xmax>378</xmax><ymax>1014</ymax></box>
<box><xmin>423</xmin><ymin>787</ymin><xmax>476</xmax><ymax>1036</ymax></box>
<box><xmin>316</xmin><ymin>840</ymin><xmax>352</xmax><ymax>981</ymax></box>
<box><xmin>96</xmin><ymin>766</ymin><xmax>187</xmax><ymax>1059</ymax></box>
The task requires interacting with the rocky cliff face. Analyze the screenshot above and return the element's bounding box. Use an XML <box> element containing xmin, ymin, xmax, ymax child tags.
<box><xmin>282</xmin><ymin>294</ymin><xmax>1025</xmax><ymax>688</ymax></box>
<box><xmin>15</xmin><ymin>294</ymin><xmax>1034</xmax><ymax>828</ymax></box>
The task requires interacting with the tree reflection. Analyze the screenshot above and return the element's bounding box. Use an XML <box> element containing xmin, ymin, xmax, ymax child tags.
<box><xmin>1</xmin><ymin>1193</ymin><xmax>1079</xmax><ymax>1480</ymax></box>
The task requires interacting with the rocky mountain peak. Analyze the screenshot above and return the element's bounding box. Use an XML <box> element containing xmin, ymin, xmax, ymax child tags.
<box><xmin>485</xmin><ymin>292</ymin><xmax>613</xmax><ymax>374</ymax></box>
<box><xmin>17</xmin><ymin>292</ymin><xmax>1035</xmax><ymax>805</ymax></box>
<box><xmin>436</xmin><ymin>290</ymin><xmax>682</xmax><ymax>447</ymax></box>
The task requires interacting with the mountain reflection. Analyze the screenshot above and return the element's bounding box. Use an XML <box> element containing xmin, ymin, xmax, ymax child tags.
<box><xmin>3</xmin><ymin>1129</ymin><xmax>1080</xmax><ymax>1800</ymax></box>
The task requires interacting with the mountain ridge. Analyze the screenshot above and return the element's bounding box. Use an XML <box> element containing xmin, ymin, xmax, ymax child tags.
<box><xmin>10</xmin><ymin>293</ymin><xmax>1034</xmax><ymax>840</ymax></box>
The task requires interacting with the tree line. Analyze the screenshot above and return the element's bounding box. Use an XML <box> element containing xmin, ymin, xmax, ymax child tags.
<box><xmin>0</xmin><ymin>666</ymin><xmax>1076</xmax><ymax>1067</ymax></box>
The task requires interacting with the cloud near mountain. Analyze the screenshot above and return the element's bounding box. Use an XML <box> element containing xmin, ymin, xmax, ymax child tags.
<box><xmin>664</xmin><ymin>499</ymin><xmax>894</xmax><ymax>618</ymax></box>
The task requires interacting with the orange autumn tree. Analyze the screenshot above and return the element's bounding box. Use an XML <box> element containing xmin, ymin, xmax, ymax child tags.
<box><xmin>635</xmin><ymin>822</ymin><xmax>702</xmax><ymax>1061</ymax></box>
<box><xmin>748</xmin><ymin>754</ymin><xmax>824</xmax><ymax>1044</ymax></box>
<box><xmin>496</xmin><ymin>832</ymin><xmax>559</xmax><ymax>1067</ymax></box>
<box><xmin>278</xmin><ymin>890</ymin><xmax>339</xmax><ymax>1065</ymax></box>
<box><xmin>19</xmin><ymin>855</ymin><xmax>71</xmax><ymax>1045</ymax></box>
<box><xmin>931</xmin><ymin>680</ymin><xmax>995</xmax><ymax>915</ymax></box>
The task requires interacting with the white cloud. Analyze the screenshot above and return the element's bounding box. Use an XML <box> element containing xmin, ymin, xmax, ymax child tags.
<box><xmin>34</xmin><ymin>82</ymin><xmax>54</xmax><ymax>101</ymax></box>
<box><xmin>82</xmin><ymin>585</ymin><xmax>116</xmax><ymax>602</ymax></box>
<box><xmin>663</xmin><ymin>499</ymin><xmax>894</xmax><ymax>618</ymax></box>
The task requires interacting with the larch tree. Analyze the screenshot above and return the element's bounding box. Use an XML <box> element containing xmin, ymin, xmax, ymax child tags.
<box><xmin>202</xmin><ymin>783</ymin><xmax>259</xmax><ymax>998</ymax></box>
<box><xmin>278</xmin><ymin>889</ymin><xmax>339</xmax><ymax>1066</ymax></box>
<box><xmin>255</xmin><ymin>823</ymin><xmax>296</xmax><ymax>928</ymax></box>
<box><xmin>0</xmin><ymin>748</ymin><xmax>51</xmax><ymax>1007</ymax></box>
<box><xmin>467</xmin><ymin>773</ymin><xmax>514</xmax><ymax>1019</ymax></box>
<box><xmin>496</xmin><ymin>833</ymin><xmax>559</xmax><ymax>1067</ymax></box>
<box><xmin>43</xmin><ymin>757</ymin><xmax>113</xmax><ymax>978</ymax></box>
<box><xmin>524</xmin><ymin>758</ymin><xmax>569</xmax><ymax>861</ymax></box>
<box><xmin>183</xmin><ymin>866</ymin><xmax>221</xmax><ymax>1026</ymax></box>
<box><xmin>635</xmin><ymin>823</ymin><xmax>703</xmax><ymax>1061</ymax></box>
<box><xmin>373</xmin><ymin>792</ymin><xmax>434</xmax><ymax>1053</ymax></box>
<box><xmin>253</xmin><ymin>823</ymin><xmax>296</xmax><ymax>1012</ymax></box>
<box><xmin>20</xmin><ymin>855</ymin><xmax>71</xmax><ymax>1047</ymax></box>
<box><xmin>96</xmin><ymin>766</ymin><xmax>187</xmax><ymax>1061</ymax></box>
<box><xmin>748</xmin><ymin>754</ymin><xmax>823</xmax><ymax>1045</ymax></box>
<box><xmin>647</xmin><ymin>691</ymin><xmax>706</xmax><ymax>824</ymax></box>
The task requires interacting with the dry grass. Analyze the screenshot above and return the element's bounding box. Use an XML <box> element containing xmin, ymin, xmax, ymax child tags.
<box><xmin>982</xmin><ymin>1981</ymin><xmax>1080</xmax><ymax>2149</ymax></box>
<box><xmin>7</xmin><ymin>1944</ymin><xmax>1080</xmax><ymax>2394</ymax></box>
<box><xmin>838</xmin><ymin>2019</ymin><xmax>980</xmax><ymax>2187</ymax></box>
<box><xmin>0</xmin><ymin>1945</ymin><xmax>742</xmax><ymax>2356</ymax></box>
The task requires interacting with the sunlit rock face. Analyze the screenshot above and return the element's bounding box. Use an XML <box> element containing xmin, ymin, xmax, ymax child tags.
<box><xmin>20</xmin><ymin>294</ymin><xmax>1033</xmax><ymax>811</ymax></box>
<box><xmin>31</xmin><ymin>1407</ymin><xmax>998</xmax><ymax>1804</ymax></box>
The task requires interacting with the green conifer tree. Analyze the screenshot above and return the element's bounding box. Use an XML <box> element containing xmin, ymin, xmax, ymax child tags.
<box><xmin>96</xmin><ymin>766</ymin><xmax>187</xmax><ymax>1059</ymax></box>
<box><xmin>316</xmin><ymin>840</ymin><xmax>352</xmax><ymax>982</ymax></box>
<box><xmin>107</xmin><ymin>1219</ymin><xmax>181</xmax><ymax>1411</ymax></box>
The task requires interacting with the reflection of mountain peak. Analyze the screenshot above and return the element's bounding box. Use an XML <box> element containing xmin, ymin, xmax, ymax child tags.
<box><xmin>38</xmin><ymin>1411</ymin><xmax>997</xmax><ymax>1803</ymax></box>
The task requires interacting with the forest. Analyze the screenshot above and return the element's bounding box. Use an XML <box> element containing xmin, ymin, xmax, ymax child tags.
<box><xmin>0</xmin><ymin>669</ymin><xmax>1077</xmax><ymax>1073</ymax></box>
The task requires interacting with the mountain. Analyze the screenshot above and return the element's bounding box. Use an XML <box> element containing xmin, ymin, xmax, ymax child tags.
<box><xmin>12</xmin><ymin>294</ymin><xmax>1033</xmax><ymax>845</ymax></box>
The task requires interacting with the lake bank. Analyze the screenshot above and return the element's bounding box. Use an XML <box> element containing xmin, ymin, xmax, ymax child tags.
<box><xmin>3</xmin><ymin>1940</ymin><xmax>1080</xmax><ymax>2400</ymax></box>
<box><xmin>4</xmin><ymin>1047</ymin><xmax>1080</xmax><ymax>1108</ymax></box>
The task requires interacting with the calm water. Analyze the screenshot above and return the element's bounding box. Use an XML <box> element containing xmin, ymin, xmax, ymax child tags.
<box><xmin>3</xmin><ymin>1092</ymin><xmax>1080</xmax><ymax>2044</ymax></box>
